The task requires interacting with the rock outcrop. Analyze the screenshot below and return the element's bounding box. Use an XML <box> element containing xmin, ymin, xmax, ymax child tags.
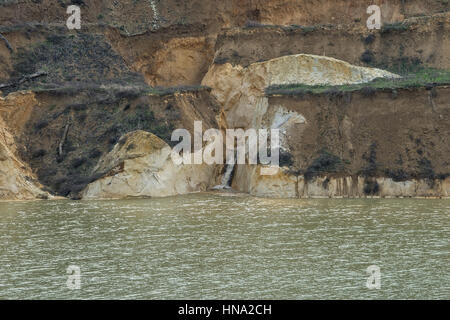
<box><xmin>0</xmin><ymin>1</ymin><xmax>448</xmax><ymax>200</ymax></box>
<box><xmin>203</xmin><ymin>53</ymin><xmax>449</xmax><ymax>199</ymax></box>
<box><xmin>202</xmin><ymin>54</ymin><xmax>399</xmax><ymax>128</ymax></box>
<box><xmin>234</xmin><ymin>165</ymin><xmax>450</xmax><ymax>198</ymax></box>
<box><xmin>0</xmin><ymin>92</ymin><xmax>51</xmax><ymax>200</ymax></box>
<box><xmin>81</xmin><ymin>130</ymin><xmax>218</xmax><ymax>199</ymax></box>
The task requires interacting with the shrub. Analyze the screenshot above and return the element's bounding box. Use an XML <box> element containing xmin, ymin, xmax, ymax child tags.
<box><xmin>361</xmin><ymin>143</ymin><xmax>378</xmax><ymax>177</ymax></box>
<box><xmin>34</xmin><ymin>119</ymin><xmax>49</xmax><ymax>131</ymax></box>
<box><xmin>305</xmin><ymin>149</ymin><xmax>344</xmax><ymax>181</ymax></box>
<box><xmin>361</xmin><ymin>86</ymin><xmax>376</xmax><ymax>97</ymax></box>
<box><xmin>32</xmin><ymin>149</ymin><xmax>46</xmax><ymax>158</ymax></box>
<box><xmin>89</xmin><ymin>148</ymin><xmax>102</xmax><ymax>159</ymax></box>
<box><xmin>214</xmin><ymin>56</ymin><xmax>230</xmax><ymax>65</ymax></box>
<box><xmin>52</xmin><ymin>177</ymin><xmax>66</xmax><ymax>190</ymax></box>
<box><xmin>65</xmin><ymin>140</ymin><xmax>77</xmax><ymax>152</ymax></box>
<box><xmin>364</xmin><ymin>34</ymin><xmax>376</xmax><ymax>45</ymax></box>
<box><xmin>244</xmin><ymin>20</ymin><xmax>266</xmax><ymax>28</ymax></box>
<box><xmin>126</xmin><ymin>143</ymin><xmax>136</xmax><ymax>151</ymax></box>
<box><xmin>109</xmin><ymin>136</ymin><xmax>119</xmax><ymax>145</ymax></box>
<box><xmin>385</xmin><ymin>168</ymin><xmax>409</xmax><ymax>182</ymax></box>
<box><xmin>114</xmin><ymin>87</ymin><xmax>144</xmax><ymax>99</ymax></box>
<box><xmin>364</xmin><ymin>179</ymin><xmax>379</xmax><ymax>195</ymax></box>
<box><xmin>71</xmin><ymin>0</ymin><xmax>85</xmax><ymax>5</ymax></box>
<box><xmin>360</xmin><ymin>50</ymin><xmax>374</xmax><ymax>64</ymax></box>
<box><xmin>324</xmin><ymin>87</ymin><xmax>343</xmax><ymax>98</ymax></box>
<box><xmin>381</xmin><ymin>22</ymin><xmax>410</xmax><ymax>34</ymax></box>
<box><xmin>77</xmin><ymin>113</ymin><xmax>87</xmax><ymax>122</ymax></box>
<box><xmin>417</xmin><ymin>158</ymin><xmax>436</xmax><ymax>181</ymax></box>
<box><xmin>70</xmin><ymin>103</ymin><xmax>86</xmax><ymax>112</ymax></box>
<box><xmin>46</xmin><ymin>34</ymin><xmax>65</xmax><ymax>46</ymax></box>
<box><xmin>322</xmin><ymin>177</ymin><xmax>330</xmax><ymax>189</ymax></box>
<box><xmin>71</xmin><ymin>157</ymin><xmax>87</xmax><ymax>169</ymax></box>
<box><xmin>279</xmin><ymin>151</ymin><xmax>294</xmax><ymax>167</ymax></box>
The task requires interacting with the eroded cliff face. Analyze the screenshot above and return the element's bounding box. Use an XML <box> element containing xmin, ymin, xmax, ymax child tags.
<box><xmin>214</xmin><ymin>13</ymin><xmax>450</xmax><ymax>70</ymax></box>
<box><xmin>233</xmin><ymin>165</ymin><xmax>449</xmax><ymax>198</ymax></box>
<box><xmin>16</xmin><ymin>89</ymin><xmax>221</xmax><ymax>200</ymax></box>
<box><xmin>1</xmin><ymin>0</ymin><xmax>446</xmax><ymax>32</ymax></box>
<box><xmin>2</xmin><ymin>1</ymin><xmax>446</xmax><ymax>88</ymax></box>
<box><xmin>0</xmin><ymin>92</ymin><xmax>51</xmax><ymax>200</ymax></box>
<box><xmin>228</xmin><ymin>85</ymin><xmax>450</xmax><ymax>198</ymax></box>
<box><xmin>202</xmin><ymin>54</ymin><xmax>399</xmax><ymax>128</ymax></box>
<box><xmin>202</xmin><ymin>53</ymin><xmax>448</xmax><ymax>198</ymax></box>
<box><xmin>0</xmin><ymin>0</ymin><xmax>448</xmax><ymax>200</ymax></box>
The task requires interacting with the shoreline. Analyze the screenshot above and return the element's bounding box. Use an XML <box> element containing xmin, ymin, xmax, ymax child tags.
<box><xmin>1</xmin><ymin>191</ymin><xmax>449</xmax><ymax>203</ymax></box>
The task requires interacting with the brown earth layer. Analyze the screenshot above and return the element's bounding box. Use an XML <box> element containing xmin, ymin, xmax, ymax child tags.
<box><xmin>214</xmin><ymin>13</ymin><xmax>450</xmax><ymax>70</ymax></box>
<box><xmin>267</xmin><ymin>86</ymin><xmax>450</xmax><ymax>181</ymax></box>
<box><xmin>14</xmin><ymin>88</ymin><xmax>219</xmax><ymax>198</ymax></box>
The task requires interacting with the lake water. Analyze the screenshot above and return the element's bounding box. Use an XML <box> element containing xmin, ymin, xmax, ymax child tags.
<box><xmin>0</xmin><ymin>193</ymin><xmax>448</xmax><ymax>299</ymax></box>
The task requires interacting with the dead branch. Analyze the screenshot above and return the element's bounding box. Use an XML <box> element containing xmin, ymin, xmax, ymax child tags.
<box><xmin>0</xmin><ymin>71</ymin><xmax>47</xmax><ymax>89</ymax></box>
<box><xmin>0</xmin><ymin>33</ymin><xmax>13</xmax><ymax>53</ymax></box>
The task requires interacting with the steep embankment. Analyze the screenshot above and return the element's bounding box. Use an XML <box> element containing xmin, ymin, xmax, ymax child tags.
<box><xmin>2</xmin><ymin>0</ymin><xmax>447</xmax><ymax>87</ymax></box>
<box><xmin>202</xmin><ymin>53</ymin><xmax>449</xmax><ymax>198</ymax></box>
<box><xmin>1</xmin><ymin>1</ymin><xmax>448</xmax><ymax>88</ymax></box>
<box><xmin>202</xmin><ymin>54</ymin><xmax>399</xmax><ymax>128</ymax></box>
<box><xmin>0</xmin><ymin>0</ymin><xmax>448</xmax><ymax>200</ymax></box>
<box><xmin>213</xmin><ymin>13</ymin><xmax>450</xmax><ymax>70</ymax></box>
<box><xmin>232</xmin><ymin>86</ymin><xmax>450</xmax><ymax>198</ymax></box>
<box><xmin>0</xmin><ymin>92</ymin><xmax>52</xmax><ymax>200</ymax></box>
<box><xmin>1</xmin><ymin>0</ymin><xmax>447</xmax><ymax>32</ymax></box>
<box><xmin>0</xmin><ymin>22</ymin><xmax>221</xmax><ymax>199</ymax></box>
<box><xmin>104</xmin><ymin>27</ymin><xmax>217</xmax><ymax>87</ymax></box>
<box><xmin>15</xmin><ymin>88</ymin><xmax>220</xmax><ymax>199</ymax></box>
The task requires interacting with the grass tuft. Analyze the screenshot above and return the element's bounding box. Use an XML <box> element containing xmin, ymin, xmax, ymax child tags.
<box><xmin>266</xmin><ymin>67</ymin><xmax>450</xmax><ymax>96</ymax></box>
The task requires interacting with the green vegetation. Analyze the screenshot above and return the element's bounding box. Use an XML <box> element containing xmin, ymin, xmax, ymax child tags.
<box><xmin>279</xmin><ymin>151</ymin><xmax>294</xmax><ymax>167</ymax></box>
<box><xmin>17</xmin><ymin>83</ymin><xmax>209</xmax><ymax>101</ymax></box>
<box><xmin>146</xmin><ymin>85</ymin><xmax>211</xmax><ymax>96</ymax></box>
<box><xmin>304</xmin><ymin>149</ymin><xmax>346</xmax><ymax>181</ymax></box>
<box><xmin>243</xmin><ymin>21</ymin><xmax>318</xmax><ymax>33</ymax></box>
<box><xmin>360</xmin><ymin>143</ymin><xmax>378</xmax><ymax>177</ymax></box>
<box><xmin>265</xmin><ymin>67</ymin><xmax>450</xmax><ymax>96</ymax></box>
<box><xmin>380</xmin><ymin>21</ymin><xmax>411</xmax><ymax>33</ymax></box>
<box><xmin>6</xmin><ymin>33</ymin><xmax>145</xmax><ymax>95</ymax></box>
<box><xmin>363</xmin><ymin>180</ymin><xmax>380</xmax><ymax>195</ymax></box>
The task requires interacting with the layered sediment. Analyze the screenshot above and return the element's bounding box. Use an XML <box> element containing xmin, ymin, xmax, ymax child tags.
<box><xmin>0</xmin><ymin>92</ymin><xmax>51</xmax><ymax>200</ymax></box>
<box><xmin>0</xmin><ymin>0</ymin><xmax>448</xmax><ymax>200</ymax></box>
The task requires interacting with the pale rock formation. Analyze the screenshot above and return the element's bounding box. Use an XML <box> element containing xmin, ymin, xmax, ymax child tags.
<box><xmin>232</xmin><ymin>165</ymin><xmax>298</xmax><ymax>198</ymax></box>
<box><xmin>203</xmin><ymin>54</ymin><xmax>450</xmax><ymax>199</ymax></box>
<box><xmin>81</xmin><ymin>130</ymin><xmax>218</xmax><ymax>199</ymax></box>
<box><xmin>202</xmin><ymin>53</ymin><xmax>399</xmax><ymax>129</ymax></box>
<box><xmin>234</xmin><ymin>167</ymin><xmax>450</xmax><ymax>198</ymax></box>
<box><xmin>0</xmin><ymin>92</ymin><xmax>51</xmax><ymax>200</ymax></box>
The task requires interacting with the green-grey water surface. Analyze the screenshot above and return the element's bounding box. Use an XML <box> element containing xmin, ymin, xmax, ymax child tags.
<box><xmin>0</xmin><ymin>194</ymin><xmax>448</xmax><ymax>299</ymax></box>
